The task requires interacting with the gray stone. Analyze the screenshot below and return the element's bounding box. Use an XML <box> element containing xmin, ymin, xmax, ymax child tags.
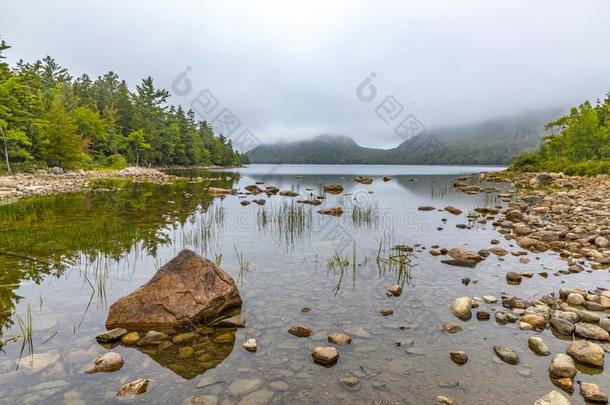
<box><xmin>493</xmin><ymin>346</ymin><xmax>519</xmax><ymax>364</ymax></box>
<box><xmin>567</xmin><ymin>340</ymin><xmax>605</xmax><ymax>368</ymax></box>
<box><xmin>528</xmin><ymin>337</ymin><xmax>550</xmax><ymax>356</ymax></box>
<box><xmin>549</xmin><ymin>354</ymin><xmax>576</xmax><ymax>379</ymax></box>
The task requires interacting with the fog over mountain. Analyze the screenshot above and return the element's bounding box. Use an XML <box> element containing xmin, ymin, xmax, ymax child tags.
<box><xmin>2</xmin><ymin>1</ymin><xmax>610</xmax><ymax>149</ymax></box>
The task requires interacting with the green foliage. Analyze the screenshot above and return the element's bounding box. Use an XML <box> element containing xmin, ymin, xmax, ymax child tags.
<box><xmin>0</xmin><ymin>37</ymin><xmax>242</xmax><ymax>173</ymax></box>
<box><xmin>511</xmin><ymin>92</ymin><xmax>610</xmax><ymax>175</ymax></box>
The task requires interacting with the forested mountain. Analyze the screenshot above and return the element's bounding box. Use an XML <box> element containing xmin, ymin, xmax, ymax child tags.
<box><xmin>246</xmin><ymin>109</ymin><xmax>561</xmax><ymax>165</ymax></box>
<box><xmin>0</xmin><ymin>38</ymin><xmax>244</xmax><ymax>173</ymax></box>
<box><xmin>511</xmin><ymin>92</ymin><xmax>610</xmax><ymax>175</ymax></box>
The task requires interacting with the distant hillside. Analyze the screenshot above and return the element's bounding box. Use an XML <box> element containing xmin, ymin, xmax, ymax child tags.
<box><xmin>246</xmin><ymin>109</ymin><xmax>562</xmax><ymax>165</ymax></box>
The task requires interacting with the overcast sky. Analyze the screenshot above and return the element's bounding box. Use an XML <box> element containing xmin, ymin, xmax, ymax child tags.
<box><xmin>2</xmin><ymin>0</ymin><xmax>610</xmax><ymax>148</ymax></box>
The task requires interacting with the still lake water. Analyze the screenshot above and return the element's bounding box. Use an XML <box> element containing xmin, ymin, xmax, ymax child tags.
<box><xmin>0</xmin><ymin>164</ymin><xmax>606</xmax><ymax>404</ymax></box>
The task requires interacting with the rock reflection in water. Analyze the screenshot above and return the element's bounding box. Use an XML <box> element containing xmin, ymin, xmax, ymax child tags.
<box><xmin>102</xmin><ymin>327</ymin><xmax>236</xmax><ymax>380</ymax></box>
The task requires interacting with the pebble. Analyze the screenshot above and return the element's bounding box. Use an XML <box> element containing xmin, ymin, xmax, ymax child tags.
<box><xmin>240</xmin><ymin>338</ymin><xmax>258</xmax><ymax>353</ymax></box>
<box><xmin>493</xmin><ymin>346</ymin><xmax>519</xmax><ymax>365</ymax></box>
<box><xmin>379</xmin><ymin>307</ymin><xmax>394</xmax><ymax>316</ymax></box>
<box><xmin>528</xmin><ymin>337</ymin><xmax>550</xmax><ymax>356</ymax></box>
<box><xmin>534</xmin><ymin>390</ymin><xmax>570</xmax><ymax>405</ymax></box>
<box><xmin>549</xmin><ymin>354</ymin><xmax>576</xmax><ymax>379</ymax></box>
<box><xmin>312</xmin><ymin>347</ymin><xmax>339</xmax><ymax>366</ymax></box>
<box><xmin>83</xmin><ymin>352</ymin><xmax>124</xmax><ymax>374</ymax></box>
<box><xmin>117</xmin><ymin>378</ymin><xmax>149</xmax><ymax>397</ymax></box>
<box><xmin>340</xmin><ymin>377</ymin><xmax>360</xmax><ymax>390</ymax></box>
<box><xmin>443</xmin><ymin>323</ymin><xmax>462</xmax><ymax>333</ymax></box>
<box><xmin>288</xmin><ymin>325</ymin><xmax>313</xmax><ymax>337</ymax></box>
<box><xmin>95</xmin><ymin>328</ymin><xmax>127</xmax><ymax>343</ymax></box>
<box><xmin>328</xmin><ymin>332</ymin><xmax>351</xmax><ymax>345</ymax></box>
<box><xmin>579</xmin><ymin>381</ymin><xmax>608</xmax><ymax>404</ymax></box>
<box><xmin>450</xmin><ymin>351</ymin><xmax>468</xmax><ymax>364</ymax></box>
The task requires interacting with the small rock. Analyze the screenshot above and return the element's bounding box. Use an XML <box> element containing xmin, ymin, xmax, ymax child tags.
<box><xmin>340</xmin><ymin>377</ymin><xmax>360</xmax><ymax>390</ymax></box>
<box><xmin>387</xmin><ymin>285</ymin><xmax>402</xmax><ymax>296</ymax></box>
<box><xmin>84</xmin><ymin>352</ymin><xmax>124</xmax><ymax>374</ymax></box>
<box><xmin>579</xmin><ymin>381</ymin><xmax>608</xmax><ymax>404</ymax></box>
<box><xmin>506</xmin><ymin>272</ymin><xmax>522</xmax><ymax>284</ymax></box>
<box><xmin>450</xmin><ymin>297</ymin><xmax>472</xmax><ymax>320</ymax></box>
<box><xmin>435</xmin><ymin>395</ymin><xmax>457</xmax><ymax>405</ymax></box>
<box><xmin>95</xmin><ymin>328</ymin><xmax>127</xmax><ymax>343</ymax></box>
<box><xmin>482</xmin><ymin>295</ymin><xmax>498</xmax><ymax>303</ymax></box>
<box><xmin>379</xmin><ymin>307</ymin><xmax>394</xmax><ymax>316</ymax></box>
<box><xmin>117</xmin><ymin>378</ymin><xmax>149</xmax><ymax>397</ymax></box>
<box><xmin>288</xmin><ymin>325</ymin><xmax>313</xmax><ymax>337</ymax></box>
<box><xmin>566</xmin><ymin>340</ymin><xmax>605</xmax><ymax>368</ymax></box>
<box><xmin>493</xmin><ymin>346</ymin><xmax>519</xmax><ymax>364</ymax></box>
<box><xmin>241</xmin><ymin>338</ymin><xmax>258</xmax><ymax>353</ymax></box>
<box><xmin>443</xmin><ymin>323</ymin><xmax>462</xmax><ymax>333</ymax></box>
<box><xmin>534</xmin><ymin>390</ymin><xmax>570</xmax><ymax>405</ymax></box>
<box><xmin>450</xmin><ymin>351</ymin><xmax>468</xmax><ymax>364</ymax></box>
<box><xmin>137</xmin><ymin>330</ymin><xmax>169</xmax><ymax>346</ymax></box>
<box><xmin>121</xmin><ymin>331</ymin><xmax>140</xmax><ymax>345</ymax></box>
<box><xmin>550</xmin><ymin>317</ymin><xmax>575</xmax><ymax>336</ymax></box>
<box><xmin>566</xmin><ymin>293</ymin><xmax>585</xmax><ymax>306</ymax></box>
<box><xmin>215</xmin><ymin>314</ymin><xmax>246</xmax><ymax>328</ymax></box>
<box><xmin>476</xmin><ymin>310</ymin><xmax>490</xmax><ymax>321</ymax></box>
<box><xmin>575</xmin><ymin>322</ymin><xmax>610</xmax><ymax>341</ymax></box>
<box><xmin>328</xmin><ymin>332</ymin><xmax>351</xmax><ymax>345</ymax></box>
<box><xmin>172</xmin><ymin>332</ymin><xmax>198</xmax><ymax>344</ymax></box>
<box><xmin>528</xmin><ymin>337</ymin><xmax>550</xmax><ymax>356</ymax></box>
<box><xmin>549</xmin><ymin>353</ymin><xmax>576</xmax><ymax>379</ymax></box>
<box><xmin>312</xmin><ymin>346</ymin><xmax>339</xmax><ymax>366</ymax></box>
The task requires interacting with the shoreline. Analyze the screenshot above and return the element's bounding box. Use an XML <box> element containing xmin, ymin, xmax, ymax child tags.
<box><xmin>0</xmin><ymin>167</ymin><xmax>181</xmax><ymax>204</ymax></box>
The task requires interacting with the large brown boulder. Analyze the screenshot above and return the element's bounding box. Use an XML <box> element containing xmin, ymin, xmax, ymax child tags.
<box><xmin>106</xmin><ymin>249</ymin><xmax>241</xmax><ymax>331</ymax></box>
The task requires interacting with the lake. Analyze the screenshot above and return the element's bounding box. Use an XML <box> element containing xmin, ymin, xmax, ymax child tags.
<box><xmin>0</xmin><ymin>164</ymin><xmax>602</xmax><ymax>404</ymax></box>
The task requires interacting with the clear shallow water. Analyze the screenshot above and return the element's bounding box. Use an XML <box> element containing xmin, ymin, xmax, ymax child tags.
<box><xmin>0</xmin><ymin>164</ymin><xmax>606</xmax><ymax>404</ymax></box>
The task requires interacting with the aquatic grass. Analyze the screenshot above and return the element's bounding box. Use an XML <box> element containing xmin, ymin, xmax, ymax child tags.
<box><xmin>351</xmin><ymin>200</ymin><xmax>379</xmax><ymax>229</ymax></box>
<box><xmin>15</xmin><ymin>304</ymin><xmax>34</xmax><ymax>368</ymax></box>
<box><xmin>234</xmin><ymin>245</ymin><xmax>251</xmax><ymax>285</ymax></box>
<box><xmin>214</xmin><ymin>253</ymin><xmax>223</xmax><ymax>266</ymax></box>
<box><xmin>376</xmin><ymin>241</ymin><xmax>416</xmax><ymax>288</ymax></box>
<box><xmin>327</xmin><ymin>242</ymin><xmax>365</xmax><ymax>295</ymax></box>
<box><xmin>257</xmin><ymin>201</ymin><xmax>313</xmax><ymax>251</ymax></box>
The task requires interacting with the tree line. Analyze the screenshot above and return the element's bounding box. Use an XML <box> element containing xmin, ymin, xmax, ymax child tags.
<box><xmin>0</xmin><ymin>38</ymin><xmax>245</xmax><ymax>173</ymax></box>
<box><xmin>511</xmin><ymin>92</ymin><xmax>610</xmax><ymax>175</ymax></box>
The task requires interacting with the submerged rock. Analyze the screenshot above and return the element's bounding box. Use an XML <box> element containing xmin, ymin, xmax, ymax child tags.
<box><xmin>106</xmin><ymin>250</ymin><xmax>241</xmax><ymax>331</ymax></box>
<box><xmin>288</xmin><ymin>325</ymin><xmax>313</xmax><ymax>337</ymax></box>
<box><xmin>312</xmin><ymin>346</ymin><xmax>339</xmax><ymax>366</ymax></box>
<box><xmin>95</xmin><ymin>328</ymin><xmax>127</xmax><ymax>343</ymax></box>
<box><xmin>494</xmin><ymin>346</ymin><xmax>519</xmax><ymax>365</ymax></box>
<box><xmin>528</xmin><ymin>337</ymin><xmax>551</xmax><ymax>356</ymax></box>
<box><xmin>443</xmin><ymin>323</ymin><xmax>462</xmax><ymax>333</ymax></box>
<box><xmin>534</xmin><ymin>390</ymin><xmax>570</xmax><ymax>405</ymax></box>
<box><xmin>328</xmin><ymin>332</ymin><xmax>351</xmax><ymax>345</ymax></box>
<box><xmin>117</xmin><ymin>378</ymin><xmax>149</xmax><ymax>397</ymax></box>
<box><xmin>83</xmin><ymin>352</ymin><xmax>124</xmax><ymax>374</ymax></box>
<box><xmin>241</xmin><ymin>338</ymin><xmax>258</xmax><ymax>352</ymax></box>
<box><xmin>450</xmin><ymin>297</ymin><xmax>472</xmax><ymax>320</ymax></box>
<box><xmin>435</xmin><ymin>396</ymin><xmax>457</xmax><ymax>405</ymax></box>
<box><xmin>138</xmin><ymin>330</ymin><xmax>170</xmax><ymax>346</ymax></box>
<box><xmin>450</xmin><ymin>351</ymin><xmax>468</xmax><ymax>364</ymax></box>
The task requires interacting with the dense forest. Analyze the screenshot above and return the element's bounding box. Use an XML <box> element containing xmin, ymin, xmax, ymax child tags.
<box><xmin>246</xmin><ymin>110</ymin><xmax>560</xmax><ymax>165</ymax></box>
<box><xmin>0</xmin><ymin>38</ymin><xmax>244</xmax><ymax>173</ymax></box>
<box><xmin>511</xmin><ymin>92</ymin><xmax>610</xmax><ymax>175</ymax></box>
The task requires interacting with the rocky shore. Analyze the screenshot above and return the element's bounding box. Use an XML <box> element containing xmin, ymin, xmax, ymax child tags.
<box><xmin>0</xmin><ymin>167</ymin><xmax>175</xmax><ymax>203</ymax></box>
